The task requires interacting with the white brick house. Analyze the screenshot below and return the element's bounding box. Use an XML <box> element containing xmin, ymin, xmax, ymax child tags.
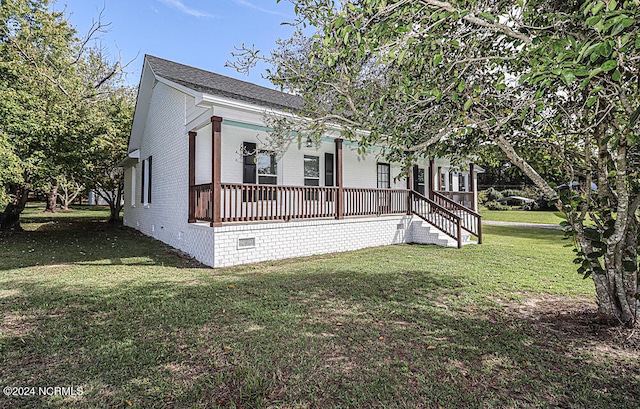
<box><xmin>120</xmin><ymin>55</ymin><xmax>482</xmax><ymax>268</ymax></box>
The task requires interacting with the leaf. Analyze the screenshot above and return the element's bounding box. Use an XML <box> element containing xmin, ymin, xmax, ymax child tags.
<box><xmin>478</xmin><ymin>12</ymin><xmax>495</xmax><ymax>22</ymax></box>
<box><xmin>457</xmin><ymin>80</ymin><xmax>465</xmax><ymax>93</ymax></box>
<box><xmin>611</xmin><ymin>69</ymin><xmax>621</xmax><ymax>81</ymax></box>
<box><xmin>586</xmin><ymin>15</ymin><xmax>601</xmax><ymax>27</ymax></box>
<box><xmin>432</xmin><ymin>53</ymin><xmax>443</xmax><ymax>66</ymax></box>
<box><xmin>583</xmin><ymin>227</ymin><xmax>601</xmax><ymax>241</ymax></box>
<box><xmin>608</xmin><ymin>0</ymin><xmax>617</xmax><ymax>10</ymax></box>
<box><xmin>561</xmin><ymin>70</ymin><xmax>577</xmax><ymax>85</ymax></box>
<box><xmin>600</xmin><ymin>60</ymin><xmax>617</xmax><ymax>71</ymax></box>
<box><xmin>592</xmin><ymin>1</ymin><xmax>605</xmax><ymax>14</ymax></box>
<box><xmin>426</xmin><ymin>345</ymin><xmax>436</xmax><ymax>350</ymax></box>
<box><xmin>554</xmin><ymin>212</ymin><xmax>568</xmax><ymax>220</ymax></box>
<box><xmin>228</xmin><ymin>284</ymin><xmax>236</xmax><ymax>289</ymax></box>
<box><xmin>587</xmin><ymin>96</ymin><xmax>597</xmax><ymax>106</ymax></box>
<box><xmin>463</xmin><ymin>97</ymin><xmax>473</xmax><ymax>111</ymax></box>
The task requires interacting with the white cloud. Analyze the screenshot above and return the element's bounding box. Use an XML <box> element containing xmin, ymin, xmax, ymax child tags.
<box><xmin>158</xmin><ymin>0</ymin><xmax>213</xmax><ymax>18</ymax></box>
<box><xmin>231</xmin><ymin>0</ymin><xmax>289</xmax><ymax>16</ymax></box>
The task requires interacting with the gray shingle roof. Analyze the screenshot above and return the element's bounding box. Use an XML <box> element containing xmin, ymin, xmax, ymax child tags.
<box><xmin>145</xmin><ymin>55</ymin><xmax>302</xmax><ymax>111</ymax></box>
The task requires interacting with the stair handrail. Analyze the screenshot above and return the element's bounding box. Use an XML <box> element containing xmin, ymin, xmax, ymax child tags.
<box><xmin>411</xmin><ymin>191</ymin><xmax>463</xmax><ymax>248</ymax></box>
<box><xmin>431</xmin><ymin>191</ymin><xmax>482</xmax><ymax>244</ymax></box>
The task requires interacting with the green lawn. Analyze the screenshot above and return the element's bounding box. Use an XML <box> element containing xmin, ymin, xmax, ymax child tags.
<box><xmin>480</xmin><ymin>209</ymin><xmax>564</xmax><ymax>225</ymax></box>
<box><xmin>1</xmin><ymin>207</ymin><xmax>637</xmax><ymax>408</ymax></box>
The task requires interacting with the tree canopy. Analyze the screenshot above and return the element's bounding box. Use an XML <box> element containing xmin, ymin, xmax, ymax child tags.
<box><xmin>231</xmin><ymin>0</ymin><xmax>640</xmax><ymax>326</ymax></box>
<box><xmin>0</xmin><ymin>0</ymin><xmax>131</xmax><ymax>225</ymax></box>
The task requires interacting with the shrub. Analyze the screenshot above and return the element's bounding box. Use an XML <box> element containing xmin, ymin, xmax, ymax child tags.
<box><xmin>477</xmin><ymin>190</ymin><xmax>488</xmax><ymax>204</ymax></box>
<box><xmin>484</xmin><ymin>187</ymin><xmax>503</xmax><ymax>202</ymax></box>
<box><xmin>500</xmin><ymin>189</ymin><xmax>526</xmax><ymax>197</ymax></box>
<box><xmin>484</xmin><ymin>200</ymin><xmax>509</xmax><ymax>210</ymax></box>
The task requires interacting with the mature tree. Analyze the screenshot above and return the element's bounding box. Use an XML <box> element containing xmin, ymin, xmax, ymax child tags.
<box><xmin>83</xmin><ymin>86</ymin><xmax>135</xmax><ymax>222</ymax></box>
<box><xmin>56</xmin><ymin>174</ymin><xmax>83</xmax><ymax>210</ymax></box>
<box><xmin>0</xmin><ymin>0</ymin><xmax>126</xmax><ymax>228</ymax></box>
<box><xmin>232</xmin><ymin>0</ymin><xmax>639</xmax><ymax>326</ymax></box>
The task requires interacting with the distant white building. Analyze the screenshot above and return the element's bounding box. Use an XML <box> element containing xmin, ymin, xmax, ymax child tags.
<box><xmin>120</xmin><ymin>55</ymin><xmax>482</xmax><ymax>268</ymax></box>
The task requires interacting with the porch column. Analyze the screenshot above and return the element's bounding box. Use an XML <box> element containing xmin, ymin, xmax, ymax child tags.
<box><xmin>406</xmin><ymin>164</ymin><xmax>413</xmax><ymax>215</ymax></box>
<box><xmin>469</xmin><ymin>163</ymin><xmax>477</xmax><ymax>212</ymax></box>
<box><xmin>335</xmin><ymin>138</ymin><xmax>343</xmax><ymax>219</ymax></box>
<box><xmin>437</xmin><ymin>166</ymin><xmax>442</xmax><ymax>191</ymax></box>
<box><xmin>188</xmin><ymin>131</ymin><xmax>197</xmax><ymax>223</ymax></box>
<box><xmin>428</xmin><ymin>158</ymin><xmax>435</xmax><ymax>199</ymax></box>
<box><xmin>211</xmin><ymin>116</ymin><xmax>222</xmax><ymax>227</ymax></box>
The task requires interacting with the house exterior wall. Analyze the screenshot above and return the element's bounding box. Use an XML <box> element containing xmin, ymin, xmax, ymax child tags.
<box><xmin>123</xmin><ymin>72</ymin><xmax>476</xmax><ymax>269</ymax></box>
<box><xmin>212</xmin><ymin>215</ymin><xmax>415</xmax><ymax>267</ymax></box>
<box><xmin>123</xmin><ymin>82</ymin><xmax>215</xmax><ymax>267</ymax></box>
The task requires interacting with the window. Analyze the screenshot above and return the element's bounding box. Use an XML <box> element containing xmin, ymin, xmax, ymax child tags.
<box><xmin>459</xmin><ymin>173</ymin><xmax>466</xmax><ymax>192</ymax></box>
<box><xmin>377</xmin><ymin>163</ymin><xmax>390</xmax><ymax>189</ymax></box>
<box><xmin>448</xmin><ymin>172</ymin><xmax>454</xmax><ymax>192</ymax></box>
<box><xmin>242</xmin><ymin>142</ymin><xmax>277</xmax><ymax>201</ymax></box>
<box><xmin>304</xmin><ymin>155</ymin><xmax>320</xmax><ymax>186</ymax></box>
<box><xmin>130</xmin><ymin>166</ymin><xmax>137</xmax><ymax>206</ymax></box>
<box><xmin>257</xmin><ymin>150</ymin><xmax>277</xmax><ymax>185</ymax></box>
<box><xmin>439</xmin><ymin>171</ymin><xmax>446</xmax><ymax>191</ymax></box>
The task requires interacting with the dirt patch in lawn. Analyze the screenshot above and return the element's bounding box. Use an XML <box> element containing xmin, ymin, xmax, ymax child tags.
<box><xmin>493</xmin><ymin>293</ymin><xmax>640</xmax><ymax>360</ymax></box>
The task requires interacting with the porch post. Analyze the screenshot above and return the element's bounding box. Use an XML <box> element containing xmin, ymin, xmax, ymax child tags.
<box><xmin>428</xmin><ymin>158</ymin><xmax>435</xmax><ymax>199</ymax></box>
<box><xmin>335</xmin><ymin>138</ymin><xmax>343</xmax><ymax>219</ymax></box>
<box><xmin>437</xmin><ymin>166</ymin><xmax>442</xmax><ymax>191</ymax></box>
<box><xmin>469</xmin><ymin>163</ymin><xmax>476</xmax><ymax>212</ymax></box>
<box><xmin>188</xmin><ymin>131</ymin><xmax>197</xmax><ymax>223</ymax></box>
<box><xmin>211</xmin><ymin>116</ymin><xmax>222</xmax><ymax>227</ymax></box>
<box><xmin>406</xmin><ymin>164</ymin><xmax>413</xmax><ymax>215</ymax></box>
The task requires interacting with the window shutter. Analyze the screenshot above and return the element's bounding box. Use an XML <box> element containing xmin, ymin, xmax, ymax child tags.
<box><xmin>147</xmin><ymin>156</ymin><xmax>153</xmax><ymax>203</ymax></box>
<box><xmin>324</xmin><ymin>153</ymin><xmax>334</xmax><ymax>186</ymax></box>
<box><xmin>243</xmin><ymin>142</ymin><xmax>257</xmax><ymax>184</ymax></box>
<box><xmin>140</xmin><ymin>160</ymin><xmax>146</xmax><ymax>204</ymax></box>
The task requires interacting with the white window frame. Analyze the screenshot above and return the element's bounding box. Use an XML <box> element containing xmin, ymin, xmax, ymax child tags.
<box><xmin>130</xmin><ymin>166</ymin><xmax>137</xmax><ymax>207</ymax></box>
<box><xmin>257</xmin><ymin>150</ymin><xmax>277</xmax><ymax>185</ymax></box>
<box><xmin>304</xmin><ymin>155</ymin><xmax>320</xmax><ymax>186</ymax></box>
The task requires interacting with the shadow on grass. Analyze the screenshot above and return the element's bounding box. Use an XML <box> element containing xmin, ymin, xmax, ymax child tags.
<box><xmin>0</xmin><ymin>220</ymin><xmax>202</xmax><ymax>271</ymax></box>
<box><xmin>1</xmin><ymin>263</ymin><xmax>638</xmax><ymax>409</ymax></box>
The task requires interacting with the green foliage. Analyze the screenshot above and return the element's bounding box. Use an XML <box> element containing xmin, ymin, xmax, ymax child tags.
<box><xmin>0</xmin><ymin>0</ymin><xmax>130</xmax><ymax>220</ymax></box>
<box><xmin>484</xmin><ymin>187</ymin><xmax>503</xmax><ymax>202</ymax></box>
<box><xmin>235</xmin><ymin>0</ymin><xmax>640</xmax><ymax>324</ymax></box>
<box><xmin>483</xmin><ymin>200</ymin><xmax>510</xmax><ymax>211</ymax></box>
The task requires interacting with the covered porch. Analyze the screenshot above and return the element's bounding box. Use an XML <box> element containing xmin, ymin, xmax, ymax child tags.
<box><xmin>187</xmin><ymin>116</ymin><xmax>482</xmax><ymax>247</ymax></box>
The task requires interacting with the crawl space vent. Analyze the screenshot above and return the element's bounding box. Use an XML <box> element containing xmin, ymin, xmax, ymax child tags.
<box><xmin>238</xmin><ymin>237</ymin><xmax>256</xmax><ymax>249</ymax></box>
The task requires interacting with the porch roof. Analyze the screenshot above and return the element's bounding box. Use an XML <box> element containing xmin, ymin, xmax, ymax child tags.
<box><xmin>145</xmin><ymin>55</ymin><xmax>302</xmax><ymax>112</ymax></box>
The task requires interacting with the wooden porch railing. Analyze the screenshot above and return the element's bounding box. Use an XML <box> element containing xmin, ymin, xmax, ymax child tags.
<box><xmin>435</xmin><ymin>191</ymin><xmax>474</xmax><ymax>209</ymax></box>
<box><xmin>411</xmin><ymin>191</ymin><xmax>463</xmax><ymax>248</ymax></box>
<box><xmin>220</xmin><ymin>183</ymin><xmax>338</xmax><ymax>222</ymax></box>
<box><xmin>192</xmin><ymin>183</ymin><xmax>213</xmax><ymax>222</ymax></box>
<box><xmin>432</xmin><ymin>191</ymin><xmax>482</xmax><ymax>243</ymax></box>
<box><xmin>187</xmin><ymin>183</ymin><xmax>481</xmax><ymax>248</ymax></box>
<box><xmin>342</xmin><ymin>188</ymin><xmax>409</xmax><ymax>216</ymax></box>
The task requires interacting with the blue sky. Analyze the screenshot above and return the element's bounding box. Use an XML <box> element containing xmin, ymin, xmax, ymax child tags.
<box><xmin>52</xmin><ymin>0</ymin><xmax>300</xmax><ymax>88</ymax></box>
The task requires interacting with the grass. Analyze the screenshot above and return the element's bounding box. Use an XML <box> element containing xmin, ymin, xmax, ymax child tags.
<box><xmin>480</xmin><ymin>209</ymin><xmax>564</xmax><ymax>225</ymax></box>
<box><xmin>1</xmin><ymin>205</ymin><xmax>638</xmax><ymax>408</ymax></box>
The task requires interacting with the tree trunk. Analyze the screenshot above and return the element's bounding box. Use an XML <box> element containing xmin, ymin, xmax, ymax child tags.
<box><xmin>108</xmin><ymin>185</ymin><xmax>124</xmax><ymax>223</ymax></box>
<box><xmin>44</xmin><ymin>183</ymin><xmax>59</xmax><ymax>213</ymax></box>
<box><xmin>0</xmin><ymin>185</ymin><xmax>30</xmax><ymax>231</ymax></box>
<box><xmin>488</xmin><ymin>128</ymin><xmax>639</xmax><ymax>327</ymax></box>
